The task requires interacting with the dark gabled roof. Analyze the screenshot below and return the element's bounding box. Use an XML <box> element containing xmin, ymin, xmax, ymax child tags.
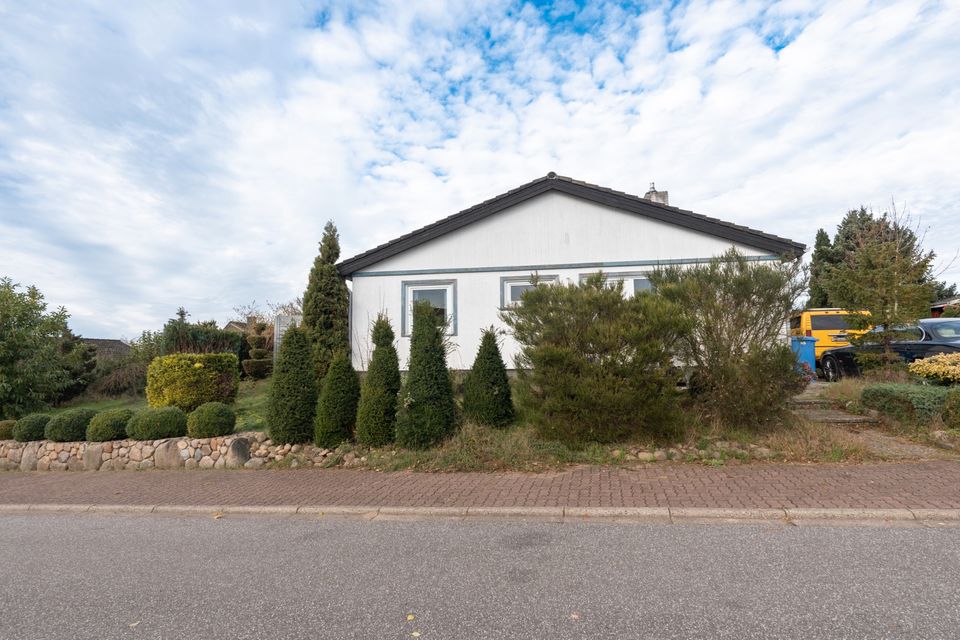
<box><xmin>337</xmin><ymin>172</ymin><xmax>806</xmax><ymax>276</ymax></box>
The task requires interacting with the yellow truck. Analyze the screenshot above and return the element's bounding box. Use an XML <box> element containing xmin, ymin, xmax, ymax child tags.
<box><xmin>789</xmin><ymin>308</ymin><xmax>870</xmax><ymax>363</ymax></box>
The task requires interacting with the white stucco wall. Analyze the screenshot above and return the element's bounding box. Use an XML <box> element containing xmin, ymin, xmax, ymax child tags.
<box><xmin>347</xmin><ymin>191</ymin><xmax>777</xmax><ymax>370</ymax></box>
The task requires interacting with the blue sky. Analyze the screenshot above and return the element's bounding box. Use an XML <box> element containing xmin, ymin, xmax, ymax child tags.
<box><xmin>1</xmin><ymin>0</ymin><xmax>958</xmax><ymax>337</ymax></box>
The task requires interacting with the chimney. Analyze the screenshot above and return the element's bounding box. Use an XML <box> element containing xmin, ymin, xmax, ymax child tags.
<box><xmin>644</xmin><ymin>182</ymin><xmax>669</xmax><ymax>205</ymax></box>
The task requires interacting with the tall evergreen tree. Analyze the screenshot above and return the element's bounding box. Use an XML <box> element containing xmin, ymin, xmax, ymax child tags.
<box><xmin>355</xmin><ymin>314</ymin><xmax>402</xmax><ymax>447</ymax></box>
<box><xmin>314</xmin><ymin>351</ymin><xmax>361</xmax><ymax>448</ymax></box>
<box><xmin>807</xmin><ymin>229</ymin><xmax>833</xmax><ymax>308</ymax></box>
<box><xmin>302</xmin><ymin>221</ymin><xmax>350</xmax><ymax>380</ymax></box>
<box><xmin>268</xmin><ymin>326</ymin><xmax>317</xmax><ymax>444</ymax></box>
<box><xmin>395</xmin><ymin>301</ymin><xmax>456</xmax><ymax>449</ymax></box>
<box><xmin>463</xmin><ymin>328</ymin><xmax>514</xmax><ymax>428</ymax></box>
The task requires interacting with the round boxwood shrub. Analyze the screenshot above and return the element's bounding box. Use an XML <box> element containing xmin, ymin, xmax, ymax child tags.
<box><xmin>45</xmin><ymin>408</ymin><xmax>98</xmax><ymax>442</ymax></box>
<box><xmin>0</xmin><ymin>420</ymin><xmax>16</xmax><ymax>440</ymax></box>
<box><xmin>126</xmin><ymin>407</ymin><xmax>188</xmax><ymax>440</ymax></box>
<box><xmin>187</xmin><ymin>402</ymin><xmax>236</xmax><ymax>438</ymax></box>
<box><xmin>12</xmin><ymin>414</ymin><xmax>51</xmax><ymax>442</ymax></box>
<box><xmin>146</xmin><ymin>353</ymin><xmax>239</xmax><ymax>412</ymax></box>
<box><xmin>86</xmin><ymin>409</ymin><xmax>134</xmax><ymax>442</ymax></box>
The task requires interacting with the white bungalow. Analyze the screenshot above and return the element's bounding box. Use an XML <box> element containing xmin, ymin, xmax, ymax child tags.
<box><xmin>337</xmin><ymin>173</ymin><xmax>804</xmax><ymax>370</ymax></box>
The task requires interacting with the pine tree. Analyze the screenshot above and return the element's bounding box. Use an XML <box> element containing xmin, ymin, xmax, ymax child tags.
<box><xmin>302</xmin><ymin>221</ymin><xmax>350</xmax><ymax>380</ymax></box>
<box><xmin>267</xmin><ymin>326</ymin><xmax>317</xmax><ymax>444</ymax></box>
<box><xmin>807</xmin><ymin>229</ymin><xmax>832</xmax><ymax>308</ymax></box>
<box><xmin>355</xmin><ymin>314</ymin><xmax>402</xmax><ymax>447</ymax></box>
<box><xmin>462</xmin><ymin>328</ymin><xmax>514</xmax><ymax>428</ymax></box>
<box><xmin>395</xmin><ymin>301</ymin><xmax>456</xmax><ymax>449</ymax></box>
<box><xmin>314</xmin><ymin>351</ymin><xmax>361</xmax><ymax>448</ymax></box>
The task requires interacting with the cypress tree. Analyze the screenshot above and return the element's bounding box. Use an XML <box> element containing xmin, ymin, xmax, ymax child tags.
<box><xmin>807</xmin><ymin>228</ymin><xmax>832</xmax><ymax>308</ymax></box>
<box><xmin>314</xmin><ymin>351</ymin><xmax>361</xmax><ymax>448</ymax></box>
<box><xmin>302</xmin><ymin>221</ymin><xmax>350</xmax><ymax>379</ymax></box>
<box><xmin>463</xmin><ymin>328</ymin><xmax>514</xmax><ymax>428</ymax></box>
<box><xmin>395</xmin><ymin>301</ymin><xmax>456</xmax><ymax>449</ymax></box>
<box><xmin>355</xmin><ymin>314</ymin><xmax>402</xmax><ymax>447</ymax></box>
<box><xmin>268</xmin><ymin>326</ymin><xmax>317</xmax><ymax>444</ymax></box>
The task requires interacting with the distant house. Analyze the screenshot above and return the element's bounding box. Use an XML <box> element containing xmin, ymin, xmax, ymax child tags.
<box><xmin>223</xmin><ymin>320</ymin><xmax>249</xmax><ymax>333</ymax></box>
<box><xmin>337</xmin><ymin>173</ymin><xmax>805</xmax><ymax>370</ymax></box>
<box><xmin>82</xmin><ymin>338</ymin><xmax>131</xmax><ymax>362</ymax></box>
<box><xmin>932</xmin><ymin>296</ymin><xmax>960</xmax><ymax>317</ymax></box>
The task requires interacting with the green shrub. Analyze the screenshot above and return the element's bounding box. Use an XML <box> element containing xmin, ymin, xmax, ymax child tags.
<box><xmin>302</xmin><ymin>221</ymin><xmax>350</xmax><ymax>379</ymax></box>
<box><xmin>355</xmin><ymin>315</ymin><xmax>402</xmax><ymax>447</ymax></box>
<box><xmin>86</xmin><ymin>409</ymin><xmax>134</xmax><ymax>442</ymax></box>
<box><xmin>861</xmin><ymin>383</ymin><xmax>951</xmax><ymax>425</ymax></box>
<box><xmin>12</xmin><ymin>414</ymin><xmax>50</xmax><ymax>442</ymax></box>
<box><xmin>146</xmin><ymin>353</ymin><xmax>239</xmax><ymax>412</ymax></box>
<box><xmin>501</xmin><ymin>276</ymin><xmax>687</xmax><ymax>446</ymax></box>
<box><xmin>45</xmin><ymin>408</ymin><xmax>98</xmax><ymax>442</ymax></box>
<box><xmin>396</xmin><ymin>301</ymin><xmax>457</xmax><ymax>449</ymax></box>
<box><xmin>187</xmin><ymin>402</ymin><xmax>237</xmax><ymax>438</ymax></box>
<box><xmin>943</xmin><ymin>389</ymin><xmax>960</xmax><ymax>430</ymax></box>
<box><xmin>126</xmin><ymin>407</ymin><xmax>188</xmax><ymax>440</ymax></box>
<box><xmin>241</xmin><ymin>323</ymin><xmax>272</xmax><ymax>380</ymax></box>
<box><xmin>247</xmin><ymin>335</ymin><xmax>267</xmax><ymax>350</ymax></box>
<box><xmin>463</xmin><ymin>328</ymin><xmax>514</xmax><ymax>428</ymax></box>
<box><xmin>249</xmin><ymin>348</ymin><xmax>269</xmax><ymax>360</ymax></box>
<box><xmin>241</xmin><ymin>359</ymin><xmax>272</xmax><ymax>379</ymax></box>
<box><xmin>314</xmin><ymin>351</ymin><xmax>361</xmax><ymax>448</ymax></box>
<box><xmin>650</xmin><ymin>250</ymin><xmax>807</xmax><ymax>429</ymax></box>
<box><xmin>0</xmin><ymin>419</ymin><xmax>15</xmax><ymax>440</ymax></box>
<box><xmin>268</xmin><ymin>326</ymin><xmax>317</xmax><ymax>444</ymax></box>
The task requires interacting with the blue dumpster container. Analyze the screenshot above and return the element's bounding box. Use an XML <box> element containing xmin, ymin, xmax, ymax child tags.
<box><xmin>790</xmin><ymin>336</ymin><xmax>818</xmax><ymax>373</ymax></box>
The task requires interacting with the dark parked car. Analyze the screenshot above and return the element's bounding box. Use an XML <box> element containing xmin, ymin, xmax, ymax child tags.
<box><xmin>820</xmin><ymin>318</ymin><xmax>960</xmax><ymax>381</ymax></box>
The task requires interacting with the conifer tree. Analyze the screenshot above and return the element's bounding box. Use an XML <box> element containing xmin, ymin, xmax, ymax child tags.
<box><xmin>807</xmin><ymin>229</ymin><xmax>832</xmax><ymax>308</ymax></box>
<box><xmin>267</xmin><ymin>326</ymin><xmax>316</xmax><ymax>444</ymax></box>
<box><xmin>302</xmin><ymin>221</ymin><xmax>349</xmax><ymax>379</ymax></box>
<box><xmin>395</xmin><ymin>301</ymin><xmax>456</xmax><ymax>449</ymax></box>
<box><xmin>463</xmin><ymin>328</ymin><xmax>514</xmax><ymax>428</ymax></box>
<box><xmin>355</xmin><ymin>314</ymin><xmax>402</xmax><ymax>447</ymax></box>
<box><xmin>314</xmin><ymin>351</ymin><xmax>361</xmax><ymax>448</ymax></box>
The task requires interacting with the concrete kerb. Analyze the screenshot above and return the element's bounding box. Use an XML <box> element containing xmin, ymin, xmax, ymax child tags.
<box><xmin>1</xmin><ymin>504</ymin><xmax>959</xmax><ymax>523</ymax></box>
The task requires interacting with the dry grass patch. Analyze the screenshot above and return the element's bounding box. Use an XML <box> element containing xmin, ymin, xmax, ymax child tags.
<box><xmin>821</xmin><ymin>378</ymin><xmax>868</xmax><ymax>411</ymax></box>
<box><xmin>759</xmin><ymin>418</ymin><xmax>872</xmax><ymax>462</ymax></box>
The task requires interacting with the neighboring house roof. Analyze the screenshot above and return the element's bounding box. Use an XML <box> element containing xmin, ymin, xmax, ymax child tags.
<box><xmin>932</xmin><ymin>296</ymin><xmax>960</xmax><ymax>309</ymax></box>
<box><xmin>337</xmin><ymin>172</ymin><xmax>806</xmax><ymax>276</ymax></box>
<box><xmin>223</xmin><ymin>320</ymin><xmax>248</xmax><ymax>333</ymax></box>
<box><xmin>82</xmin><ymin>338</ymin><xmax>131</xmax><ymax>358</ymax></box>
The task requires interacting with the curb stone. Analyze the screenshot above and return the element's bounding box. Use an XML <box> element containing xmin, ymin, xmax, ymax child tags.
<box><xmin>0</xmin><ymin>504</ymin><xmax>958</xmax><ymax>524</ymax></box>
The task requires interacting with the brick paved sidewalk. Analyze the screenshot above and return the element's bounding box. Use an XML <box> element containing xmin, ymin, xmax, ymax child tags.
<box><xmin>1</xmin><ymin>461</ymin><xmax>959</xmax><ymax>509</ymax></box>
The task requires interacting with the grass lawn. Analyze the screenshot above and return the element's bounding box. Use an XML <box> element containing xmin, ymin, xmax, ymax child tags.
<box><xmin>57</xmin><ymin>378</ymin><xmax>271</xmax><ymax>432</ymax></box>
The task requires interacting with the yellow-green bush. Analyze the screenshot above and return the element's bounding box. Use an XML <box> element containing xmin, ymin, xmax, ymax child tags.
<box><xmin>146</xmin><ymin>353</ymin><xmax>239</xmax><ymax>412</ymax></box>
<box><xmin>908</xmin><ymin>353</ymin><xmax>960</xmax><ymax>385</ymax></box>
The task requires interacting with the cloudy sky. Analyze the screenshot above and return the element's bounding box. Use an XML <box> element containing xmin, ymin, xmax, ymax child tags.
<box><xmin>1</xmin><ymin>0</ymin><xmax>958</xmax><ymax>338</ymax></box>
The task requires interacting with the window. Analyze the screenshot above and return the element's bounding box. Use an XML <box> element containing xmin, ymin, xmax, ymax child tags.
<box><xmin>811</xmin><ymin>315</ymin><xmax>851</xmax><ymax>331</ymax></box>
<box><xmin>500</xmin><ymin>275</ymin><xmax>559</xmax><ymax>308</ymax></box>
<box><xmin>579</xmin><ymin>272</ymin><xmax>652</xmax><ymax>297</ymax></box>
<box><xmin>632</xmin><ymin>278</ymin><xmax>653</xmax><ymax>295</ymax></box>
<box><xmin>402</xmin><ymin>280</ymin><xmax>456</xmax><ymax>336</ymax></box>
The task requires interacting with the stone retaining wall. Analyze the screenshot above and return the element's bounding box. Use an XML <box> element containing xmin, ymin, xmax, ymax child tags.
<box><xmin>0</xmin><ymin>432</ymin><xmax>342</xmax><ymax>472</ymax></box>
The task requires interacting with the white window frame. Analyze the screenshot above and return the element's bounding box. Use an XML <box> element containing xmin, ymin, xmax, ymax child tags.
<box><xmin>401</xmin><ymin>280</ymin><xmax>457</xmax><ymax>337</ymax></box>
<box><xmin>578</xmin><ymin>271</ymin><xmax>653</xmax><ymax>297</ymax></box>
<box><xmin>500</xmin><ymin>275</ymin><xmax>559</xmax><ymax>308</ymax></box>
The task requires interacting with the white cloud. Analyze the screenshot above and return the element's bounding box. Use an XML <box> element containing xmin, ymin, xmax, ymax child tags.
<box><xmin>1</xmin><ymin>0</ymin><xmax>958</xmax><ymax>337</ymax></box>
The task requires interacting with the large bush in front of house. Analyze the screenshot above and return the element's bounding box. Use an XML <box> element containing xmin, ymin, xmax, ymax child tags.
<box><xmin>268</xmin><ymin>326</ymin><xmax>317</xmax><ymax>444</ymax></box>
<box><xmin>126</xmin><ymin>406</ymin><xmax>188</xmax><ymax>440</ymax></box>
<box><xmin>0</xmin><ymin>419</ymin><xmax>15</xmax><ymax>440</ymax></box>
<box><xmin>396</xmin><ymin>301</ymin><xmax>457</xmax><ymax>449</ymax></box>
<box><xmin>861</xmin><ymin>383</ymin><xmax>951</xmax><ymax>426</ymax></box>
<box><xmin>463</xmin><ymin>328</ymin><xmax>514</xmax><ymax>428</ymax></box>
<box><xmin>314</xmin><ymin>351</ymin><xmax>361</xmax><ymax>448</ymax></box>
<box><xmin>355</xmin><ymin>315</ymin><xmax>402</xmax><ymax>447</ymax></box>
<box><xmin>146</xmin><ymin>353</ymin><xmax>239</xmax><ymax>412</ymax></box>
<box><xmin>650</xmin><ymin>249</ymin><xmax>807</xmax><ymax>430</ymax></box>
<box><xmin>187</xmin><ymin>402</ymin><xmax>237</xmax><ymax>438</ymax></box>
<box><xmin>12</xmin><ymin>414</ymin><xmax>51</xmax><ymax>442</ymax></box>
<box><xmin>44</xmin><ymin>408</ymin><xmax>98</xmax><ymax>442</ymax></box>
<box><xmin>86</xmin><ymin>409</ymin><xmax>134</xmax><ymax>442</ymax></box>
<box><xmin>302</xmin><ymin>221</ymin><xmax>350</xmax><ymax>380</ymax></box>
<box><xmin>502</xmin><ymin>275</ymin><xmax>688</xmax><ymax>446</ymax></box>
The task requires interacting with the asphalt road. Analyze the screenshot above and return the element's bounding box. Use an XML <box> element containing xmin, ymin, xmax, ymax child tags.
<box><xmin>1</xmin><ymin>515</ymin><xmax>958</xmax><ymax>639</ymax></box>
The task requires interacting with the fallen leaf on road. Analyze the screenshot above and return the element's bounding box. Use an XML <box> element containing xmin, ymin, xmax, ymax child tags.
<box><xmin>411</xmin><ymin>632</ymin><xmax>421</xmax><ymax>637</ymax></box>
<box><xmin>407</xmin><ymin>614</ymin><xmax>415</xmax><ymax>621</ymax></box>
<box><xmin>570</xmin><ymin>613</ymin><xmax>580</xmax><ymax>621</ymax></box>
<box><xmin>129</xmin><ymin>621</ymin><xmax>140</xmax><ymax>628</ymax></box>
<box><xmin>213</xmin><ymin>512</ymin><xmax>223</xmax><ymax>520</ymax></box>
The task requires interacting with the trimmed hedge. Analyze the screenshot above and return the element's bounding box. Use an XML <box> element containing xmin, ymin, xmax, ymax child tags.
<box><xmin>126</xmin><ymin>407</ymin><xmax>188</xmax><ymax>440</ymax></box>
<box><xmin>268</xmin><ymin>326</ymin><xmax>317</xmax><ymax>444</ymax></box>
<box><xmin>45</xmin><ymin>408</ymin><xmax>98</xmax><ymax>442</ymax></box>
<box><xmin>463</xmin><ymin>328</ymin><xmax>514</xmax><ymax>428</ymax></box>
<box><xmin>187</xmin><ymin>402</ymin><xmax>236</xmax><ymax>438</ymax></box>
<box><xmin>355</xmin><ymin>315</ymin><xmax>402</xmax><ymax>447</ymax></box>
<box><xmin>861</xmin><ymin>383</ymin><xmax>951</xmax><ymax>425</ymax></box>
<box><xmin>314</xmin><ymin>351</ymin><xmax>361</xmax><ymax>448</ymax></box>
<box><xmin>147</xmin><ymin>353</ymin><xmax>239</xmax><ymax>412</ymax></box>
<box><xmin>0</xmin><ymin>419</ymin><xmax>15</xmax><ymax>440</ymax></box>
<box><xmin>13</xmin><ymin>414</ymin><xmax>50</xmax><ymax>442</ymax></box>
<box><xmin>86</xmin><ymin>409</ymin><xmax>134</xmax><ymax>442</ymax></box>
